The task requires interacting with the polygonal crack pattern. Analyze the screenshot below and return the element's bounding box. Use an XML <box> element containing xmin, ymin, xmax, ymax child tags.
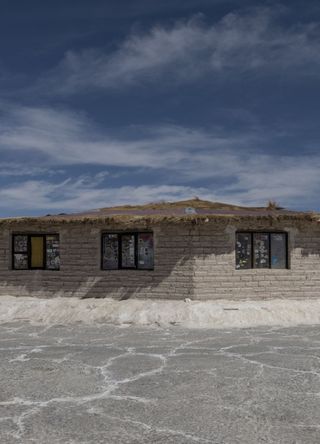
<box><xmin>0</xmin><ymin>322</ymin><xmax>320</xmax><ymax>443</ymax></box>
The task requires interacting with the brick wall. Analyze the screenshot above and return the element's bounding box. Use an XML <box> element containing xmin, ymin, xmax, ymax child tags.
<box><xmin>0</xmin><ymin>219</ymin><xmax>319</xmax><ymax>300</ymax></box>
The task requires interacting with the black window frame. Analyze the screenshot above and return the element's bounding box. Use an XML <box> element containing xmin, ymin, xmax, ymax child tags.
<box><xmin>12</xmin><ymin>233</ymin><xmax>60</xmax><ymax>271</ymax></box>
<box><xmin>101</xmin><ymin>232</ymin><xmax>154</xmax><ymax>270</ymax></box>
<box><xmin>235</xmin><ymin>231</ymin><xmax>289</xmax><ymax>270</ymax></box>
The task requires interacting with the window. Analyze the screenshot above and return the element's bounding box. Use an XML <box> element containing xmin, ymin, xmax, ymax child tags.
<box><xmin>12</xmin><ymin>234</ymin><xmax>60</xmax><ymax>270</ymax></box>
<box><xmin>236</xmin><ymin>232</ymin><xmax>288</xmax><ymax>270</ymax></box>
<box><xmin>102</xmin><ymin>232</ymin><xmax>154</xmax><ymax>270</ymax></box>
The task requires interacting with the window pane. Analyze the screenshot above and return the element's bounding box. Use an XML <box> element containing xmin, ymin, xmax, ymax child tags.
<box><xmin>31</xmin><ymin>237</ymin><xmax>44</xmax><ymax>268</ymax></box>
<box><xmin>236</xmin><ymin>233</ymin><xmax>252</xmax><ymax>269</ymax></box>
<box><xmin>253</xmin><ymin>233</ymin><xmax>269</xmax><ymax>268</ymax></box>
<box><xmin>138</xmin><ymin>233</ymin><xmax>154</xmax><ymax>269</ymax></box>
<box><xmin>102</xmin><ymin>234</ymin><xmax>119</xmax><ymax>269</ymax></box>
<box><xmin>121</xmin><ymin>234</ymin><xmax>136</xmax><ymax>268</ymax></box>
<box><xmin>13</xmin><ymin>253</ymin><xmax>28</xmax><ymax>270</ymax></box>
<box><xmin>46</xmin><ymin>235</ymin><xmax>60</xmax><ymax>270</ymax></box>
<box><xmin>14</xmin><ymin>235</ymin><xmax>28</xmax><ymax>253</ymax></box>
<box><xmin>271</xmin><ymin>233</ymin><xmax>287</xmax><ymax>269</ymax></box>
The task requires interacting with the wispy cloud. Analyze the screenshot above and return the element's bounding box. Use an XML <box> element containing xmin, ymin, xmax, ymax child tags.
<box><xmin>0</xmin><ymin>176</ymin><xmax>215</xmax><ymax>213</ymax></box>
<box><xmin>0</xmin><ymin>103</ymin><xmax>258</xmax><ymax>173</ymax></box>
<box><xmin>1</xmin><ymin>103</ymin><xmax>320</xmax><ymax>213</ymax></box>
<box><xmin>37</xmin><ymin>7</ymin><xmax>320</xmax><ymax>94</ymax></box>
<box><xmin>1</xmin><ymin>162</ymin><xmax>319</xmax><ymax>214</ymax></box>
<box><xmin>0</xmin><ymin>162</ymin><xmax>64</xmax><ymax>177</ymax></box>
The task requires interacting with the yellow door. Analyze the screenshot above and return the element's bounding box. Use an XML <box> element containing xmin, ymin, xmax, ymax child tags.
<box><xmin>31</xmin><ymin>236</ymin><xmax>44</xmax><ymax>268</ymax></box>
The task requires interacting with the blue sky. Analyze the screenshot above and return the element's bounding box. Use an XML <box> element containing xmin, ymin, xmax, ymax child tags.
<box><xmin>1</xmin><ymin>0</ymin><xmax>320</xmax><ymax>216</ymax></box>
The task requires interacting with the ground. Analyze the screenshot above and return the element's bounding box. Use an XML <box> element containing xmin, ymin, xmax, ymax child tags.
<box><xmin>0</xmin><ymin>323</ymin><xmax>319</xmax><ymax>444</ymax></box>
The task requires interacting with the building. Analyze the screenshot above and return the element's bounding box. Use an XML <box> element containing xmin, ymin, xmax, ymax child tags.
<box><xmin>0</xmin><ymin>199</ymin><xmax>319</xmax><ymax>300</ymax></box>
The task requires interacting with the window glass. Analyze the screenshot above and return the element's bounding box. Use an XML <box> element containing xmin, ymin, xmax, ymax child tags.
<box><xmin>102</xmin><ymin>234</ymin><xmax>119</xmax><ymax>270</ymax></box>
<box><xmin>14</xmin><ymin>235</ymin><xmax>28</xmax><ymax>253</ymax></box>
<box><xmin>236</xmin><ymin>232</ymin><xmax>288</xmax><ymax>270</ymax></box>
<box><xmin>236</xmin><ymin>233</ymin><xmax>252</xmax><ymax>269</ymax></box>
<box><xmin>253</xmin><ymin>233</ymin><xmax>269</xmax><ymax>268</ymax></box>
<box><xmin>121</xmin><ymin>234</ymin><xmax>136</xmax><ymax>268</ymax></box>
<box><xmin>46</xmin><ymin>235</ymin><xmax>60</xmax><ymax>270</ymax></box>
<box><xmin>13</xmin><ymin>253</ymin><xmax>28</xmax><ymax>270</ymax></box>
<box><xmin>271</xmin><ymin>233</ymin><xmax>287</xmax><ymax>269</ymax></box>
<box><xmin>138</xmin><ymin>233</ymin><xmax>154</xmax><ymax>269</ymax></box>
<box><xmin>12</xmin><ymin>234</ymin><xmax>59</xmax><ymax>270</ymax></box>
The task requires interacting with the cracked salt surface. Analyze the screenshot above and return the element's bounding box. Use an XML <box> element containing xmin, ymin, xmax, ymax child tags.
<box><xmin>0</xmin><ymin>322</ymin><xmax>320</xmax><ymax>443</ymax></box>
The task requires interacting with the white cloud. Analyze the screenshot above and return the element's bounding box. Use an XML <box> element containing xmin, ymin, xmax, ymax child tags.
<box><xmin>38</xmin><ymin>8</ymin><xmax>320</xmax><ymax>93</ymax></box>
<box><xmin>1</xmin><ymin>162</ymin><xmax>319</xmax><ymax>214</ymax></box>
<box><xmin>0</xmin><ymin>177</ymin><xmax>215</xmax><ymax>213</ymax></box>
<box><xmin>0</xmin><ymin>104</ymin><xmax>256</xmax><ymax>173</ymax></box>
<box><xmin>1</xmin><ymin>103</ymin><xmax>320</xmax><ymax>213</ymax></box>
<box><xmin>0</xmin><ymin>162</ymin><xmax>64</xmax><ymax>177</ymax></box>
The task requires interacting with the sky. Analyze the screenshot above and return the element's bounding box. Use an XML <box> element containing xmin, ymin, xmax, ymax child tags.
<box><xmin>1</xmin><ymin>0</ymin><xmax>320</xmax><ymax>216</ymax></box>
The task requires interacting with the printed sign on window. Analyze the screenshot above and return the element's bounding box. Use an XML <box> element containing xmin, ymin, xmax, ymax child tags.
<box><xmin>236</xmin><ymin>233</ymin><xmax>252</xmax><ymax>269</ymax></box>
<box><xmin>14</xmin><ymin>235</ymin><xmax>28</xmax><ymax>253</ymax></box>
<box><xmin>138</xmin><ymin>233</ymin><xmax>154</xmax><ymax>269</ymax></box>
<box><xmin>46</xmin><ymin>235</ymin><xmax>60</xmax><ymax>270</ymax></box>
<box><xmin>13</xmin><ymin>253</ymin><xmax>28</xmax><ymax>269</ymax></box>
<box><xmin>102</xmin><ymin>234</ymin><xmax>119</xmax><ymax>269</ymax></box>
<box><xmin>253</xmin><ymin>233</ymin><xmax>269</xmax><ymax>268</ymax></box>
<box><xmin>121</xmin><ymin>234</ymin><xmax>136</xmax><ymax>268</ymax></box>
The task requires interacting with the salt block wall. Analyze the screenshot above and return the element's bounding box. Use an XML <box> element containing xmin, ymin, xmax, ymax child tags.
<box><xmin>0</xmin><ymin>223</ymin><xmax>195</xmax><ymax>299</ymax></box>
<box><xmin>193</xmin><ymin>220</ymin><xmax>320</xmax><ymax>299</ymax></box>
<box><xmin>0</xmin><ymin>220</ymin><xmax>319</xmax><ymax>300</ymax></box>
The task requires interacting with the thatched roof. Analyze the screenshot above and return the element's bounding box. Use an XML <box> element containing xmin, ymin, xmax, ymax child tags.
<box><xmin>0</xmin><ymin>198</ymin><xmax>317</xmax><ymax>226</ymax></box>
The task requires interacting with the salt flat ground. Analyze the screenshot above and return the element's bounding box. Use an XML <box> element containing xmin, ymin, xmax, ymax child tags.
<box><xmin>0</xmin><ymin>323</ymin><xmax>319</xmax><ymax>444</ymax></box>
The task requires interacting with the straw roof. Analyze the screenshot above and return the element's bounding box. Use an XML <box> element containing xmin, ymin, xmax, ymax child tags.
<box><xmin>0</xmin><ymin>198</ymin><xmax>317</xmax><ymax>226</ymax></box>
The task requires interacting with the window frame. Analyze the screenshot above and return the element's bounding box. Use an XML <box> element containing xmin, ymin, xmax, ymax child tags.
<box><xmin>235</xmin><ymin>231</ymin><xmax>289</xmax><ymax>270</ymax></box>
<box><xmin>12</xmin><ymin>233</ymin><xmax>60</xmax><ymax>271</ymax></box>
<box><xmin>101</xmin><ymin>231</ymin><xmax>154</xmax><ymax>271</ymax></box>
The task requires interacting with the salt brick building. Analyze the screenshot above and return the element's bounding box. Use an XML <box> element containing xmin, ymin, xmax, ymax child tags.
<box><xmin>0</xmin><ymin>199</ymin><xmax>319</xmax><ymax>300</ymax></box>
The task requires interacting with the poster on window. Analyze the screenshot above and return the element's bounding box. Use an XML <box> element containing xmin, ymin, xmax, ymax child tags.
<box><xmin>236</xmin><ymin>233</ymin><xmax>252</xmax><ymax>269</ymax></box>
<box><xmin>271</xmin><ymin>233</ymin><xmax>287</xmax><ymax>269</ymax></box>
<box><xmin>253</xmin><ymin>233</ymin><xmax>269</xmax><ymax>268</ymax></box>
<box><xmin>102</xmin><ymin>234</ymin><xmax>119</xmax><ymax>269</ymax></box>
<box><xmin>14</xmin><ymin>253</ymin><xmax>28</xmax><ymax>269</ymax></box>
<box><xmin>46</xmin><ymin>235</ymin><xmax>60</xmax><ymax>270</ymax></box>
<box><xmin>14</xmin><ymin>235</ymin><xmax>28</xmax><ymax>253</ymax></box>
<box><xmin>121</xmin><ymin>234</ymin><xmax>136</xmax><ymax>268</ymax></box>
<box><xmin>138</xmin><ymin>233</ymin><xmax>154</xmax><ymax>269</ymax></box>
